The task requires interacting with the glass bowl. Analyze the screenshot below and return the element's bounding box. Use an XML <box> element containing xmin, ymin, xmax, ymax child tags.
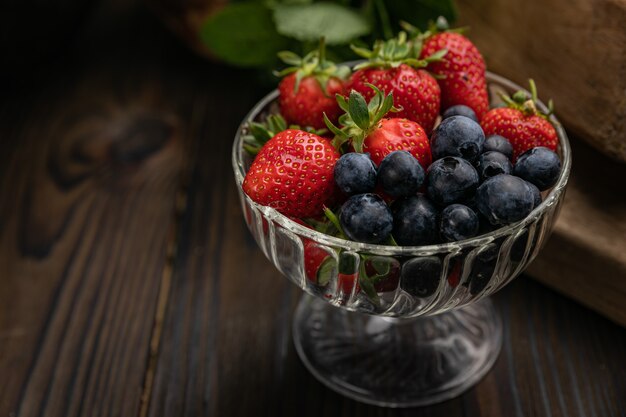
<box><xmin>231</xmin><ymin>72</ymin><xmax>571</xmax><ymax>407</ymax></box>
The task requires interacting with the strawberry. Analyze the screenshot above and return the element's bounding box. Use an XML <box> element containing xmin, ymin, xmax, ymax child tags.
<box><xmin>338</xmin><ymin>272</ymin><xmax>359</xmax><ymax>294</ymax></box>
<box><xmin>277</xmin><ymin>39</ymin><xmax>350</xmax><ymax>130</ymax></box>
<box><xmin>365</xmin><ymin>257</ymin><xmax>400</xmax><ymax>293</ymax></box>
<box><xmin>447</xmin><ymin>259</ymin><xmax>462</xmax><ymax>288</ymax></box>
<box><xmin>304</xmin><ymin>240</ymin><xmax>334</xmax><ymax>285</ymax></box>
<box><xmin>243</xmin><ymin>129</ymin><xmax>340</xmax><ymax>218</ymax></box>
<box><xmin>325</xmin><ymin>85</ymin><xmax>432</xmax><ymax>169</ymax></box>
<box><xmin>481</xmin><ymin>80</ymin><xmax>558</xmax><ymax>159</ymax></box>
<box><xmin>411</xmin><ymin>18</ymin><xmax>489</xmax><ymax>120</ymax></box>
<box><xmin>290</xmin><ymin>218</ymin><xmax>336</xmax><ymax>286</ymax></box>
<box><xmin>347</xmin><ymin>33</ymin><xmax>443</xmax><ymax>132</ymax></box>
<box><xmin>364</xmin><ymin>118</ymin><xmax>431</xmax><ymax>168</ymax></box>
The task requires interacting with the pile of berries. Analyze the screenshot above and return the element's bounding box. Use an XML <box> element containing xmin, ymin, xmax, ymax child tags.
<box><xmin>242</xmin><ymin>18</ymin><xmax>562</xmax><ymax>287</ymax></box>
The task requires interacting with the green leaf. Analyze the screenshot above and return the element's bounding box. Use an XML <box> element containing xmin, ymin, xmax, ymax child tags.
<box><xmin>369</xmin><ymin>258</ymin><xmax>392</xmax><ymax>276</ymax></box>
<box><xmin>249</xmin><ymin>122</ymin><xmax>273</xmax><ymax>144</ymax></box>
<box><xmin>336</xmin><ymin>94</ymin><xmax>350</xmax><ymax>113</ymax></box>
<box><xmin>316</xmin><ymin>257</ymin><xmax>337</xmax><ymax>286</ymax></box>
<box><xmin>348</xmin><ymin>90</ymin><xmax>370</xmax><ymax>131</ymax></box>
<box><xmin>358</xmin><ymin>262</ymin><xmax>380</xmax><ymax>305</ymax></box>
<box><xmin>200</xmin><ymin>3</ymin><xmax>289</xmax><ymax>67</ymax></box>
<box><xmin>323</xmin><ymin>207</ymin><xmax>346</xmax><ymax>238</ymax></box>
<box><xmin>273</xmin><ymin>2</ymin><xmax>370</xmax><ymax>45</ymax></box>
<box><xmin>384</xmin><ymin>0</ymin><xmax>457</xmax><ymax>31</ymax></box>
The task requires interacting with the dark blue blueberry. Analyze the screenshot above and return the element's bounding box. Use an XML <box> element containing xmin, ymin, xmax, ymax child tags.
<box><xmin>427</xmin><ymin>157</ymin><xmax>479</xmax><ymax>206</ymax></box>
<box><xmin>401</xmin><ymin>256</ymin><xmax>441</xmax><ymax>297</ymax></box>
<box><xmin>334</xmin><ymin>153</ymin><xmax>377</xmax><ymax>195</ymax></box>
<box><xmin>340</xmin><ymin>193</ymin><xmax>393</xmax><ymax>244</ymax></box>
<box><xmin>513</xmin><ymin>147</ymin><xmax>561</xmax><ymax>191</ymax></box>
<box><xmin>377</xmin><ymin>150</ymin><xmax>425</xmax><ymax>198</ymax></box>
<box><xmin>525</xmin><ymin>180</ymin><xmax>542</xmax><ymax>208</ymax></box>
<box><xmin>477</xmin><ymin>151</ymin><xmax>513</xmax><ymax>181</ymax></box>
<box><xmin>476</xmin><ymin>174</ymin><xmax>536</xmax><ymax>226</ymax></box>
<box><xmin>442</xmin><ymin>105</ymin><xmax>478</xmax><ymax>122</ymax></box>
<box><xmin>440</xmin><ymin>204</ymin><xmax>480</xmax><ymax>242</ymax></box>
<box><xmin>392</xmin><ymin>194</ymin><xmax>439</xmax><ymax>245</ymax></box>
<box><xmin>484</xmin><ymin>135</ymin><xmax>513</xmax><ymax>160</ymax></box>
<box><xmin>469</xmin><ymin>243</ymin><xmax>499</xmax><ymax>295</ymax></box>
<box><xmin>431</xmin><ymin>116</ymin><xmax>485</xmax><ymax>163</ymax></box>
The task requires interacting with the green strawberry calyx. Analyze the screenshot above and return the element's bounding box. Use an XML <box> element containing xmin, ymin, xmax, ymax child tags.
<box><xmin>275</xmin><ymin>37</ymin><xmax>351</xmax><ymax>95</ymax></box>
<box><xmin>351</xmin><ymin>31</ymin><xmax>447</xmax><ymax>70</ymax></box>
<box><xmin>243</xmin><ymin>114</ymin><xmax>326</xmax><ymax>155</ymax></box>
<box><xmin>323</xmin><ymin>84</ymin><xmax>400</xmax><ymax>153</ymax></box>
<box><xmin>400</xmin><ymin>17</ymin><xmax>466</xmax><ymax>65</ymax></box>
<box><xmin>499</xmin><ymin>79</ymin><xmax>555</xmax><ymax>121</ymax></box>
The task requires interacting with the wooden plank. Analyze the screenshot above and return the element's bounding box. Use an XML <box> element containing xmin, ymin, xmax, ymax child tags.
<box><xmin>0</xmin><ymin>10</ymin><xmax>191</xmax><ymax>417</ymax></box>
<box><xmin>457</xmin><ymin>0</ymin><xmax>626</xmax><ymax>162</ymax></box>
<box><xmin>526</xmin><ymin>138</ymin><xmax>626</xmax><ymax>327</ymax></box>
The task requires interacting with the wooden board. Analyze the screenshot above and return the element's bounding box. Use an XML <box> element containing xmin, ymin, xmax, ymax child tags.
<box><xmin>456</xmin><ymin>0</ymin><xmax>626</xmax><ymax>162</ymax></box>
<box><xmin>527</xmin><ymin>138</ymin><xmax>626</xmax><ymax>327</ymax></box>
<box><xmin>0</xmin><ymin>10</ymin><xmax>188</xmax><ymax>416</ymax></box>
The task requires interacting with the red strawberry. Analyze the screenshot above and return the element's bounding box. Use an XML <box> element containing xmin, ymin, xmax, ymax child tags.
<box><xmin>481</xmin><ymin>80</ymin><xmax>558</xmax><ymax>159</ymax></box>
<box><xmin>447</xmin><ymin>259</ymin><xmax>462</xmax><ymax>288</ymax></box>
<box><xmin>279</xmin><ymin>76</ymin><xmax>345</xmax><ymax>131</ymax></box>
<box><xmin>363</xmin><ymin>118</ymin><xmax>431</xmax><ymax>168</ymax></box>
<box><xmin>325</xmin><ymin>86</ymin><xmax>432</xmax><ymax>169</ymax></box>
<box><xmin>243</xmin><ymin>129</ymin><xmax>340</xmax><ymax>218</ymax></box>
<box><xmin>348</xmin><ymin>65</ymin><xmax>440</xmax><ymax>132</ymax></box>
<box><xmin>365</xmin><ymin>257</ymin><xmax>400</xmax><ymax>293</ymax></box>
<box><xmin>348</xmin><ymin>33</ymin><xmax>442</xmax><ymax>132</ymax></box>
<box><xmin>277</xmin><ymin>39</ymin><xmax>350</xmax><ymax>130</ymax></box>
<box><xmin>338</xmin><ymin>272</ymin><xmax>359</xmax><ymax>294</ymax></box>
<box><xmin>304</xmin><ymin>240</ymin><xmax>334</xmax><ymax>285</ymax></box>
<box><xmin>415</xmin><ymin>20</ymin><xmax>489</xmax><ymax>120</ymax></box>
<box><xmin>290</xmin><ymin>218</ymin><xmax>335</xmax><ymax>285</ymax></box>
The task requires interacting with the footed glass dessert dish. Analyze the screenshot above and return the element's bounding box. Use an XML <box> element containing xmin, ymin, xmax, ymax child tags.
<box><xmin>232</xmin><ymin>73</ymin><xmax>571</xmax><ymax>407</ymax></box>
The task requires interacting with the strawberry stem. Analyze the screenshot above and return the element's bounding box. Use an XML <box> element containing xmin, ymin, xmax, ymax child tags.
<box><xmin>323</xmin><ymin>207</ymin><xmax>347</xmax><ymax>239</ymax></box>
<box><xmin>275</xmin><ymin>37</ymin><xmax>350</xmax><ymax>95</ymax></box>
<box><xmin>498</xmin><ymin>79</ymin><xmax>556</xmax><ymax>122</ymax></box>
<box><xmin>326</xmin><ymin>85</ymin><xmax>399</xmax><ymax>154</ymax></box>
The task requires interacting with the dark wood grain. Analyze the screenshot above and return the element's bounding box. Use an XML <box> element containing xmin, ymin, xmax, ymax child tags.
<box><xmin>1</xmin><ymin>5</ymin><xmax>625</xmax><ymax>417</ymax></box>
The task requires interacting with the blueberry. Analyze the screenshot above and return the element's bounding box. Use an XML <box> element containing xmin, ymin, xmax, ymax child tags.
<box><xmin>513</xmin><ymin>147</ymin><xmax>561</xmax><ymax>191</ymax></box>
<box><xmin>477</xmin><ymin>151</ymin><xmax>513</xmax><ymax>181</ymax></box>
<box><xmin>340</xmin><ymin>194</ymin><xmax>393</xmax><ymax>244</ymax></box>
<box><xmin>427</xmin><ymin>157</ymin><xmax>479</xmax><ymax>206</ymax></box>
<box><xmin>440</xmin><ymin>204</ymin><xmax>479</xmax><ymax>242</ymax></box>
<box><xmin>392</xmin><ymin>194</ymin><xmax>439</xmax><ymax>245</ymax></box>
<box><xmin>442</xmin><ymin>105</ymin><xmax>478</xmax><ymax>122</ymax></box>
<box><xmin>377</xmin><ymin>150</ymin><xmax>425</xmax><ymax>198</ymax></box>
<box><xmin>431</xmin><ymin>116</ymin><xmax>485</xmax><ymax>162</ymax></box>
<box><xmin>468</xmin><ymin>244</ymin><xmax>498</xmax><ymax>295</ymax></box>
<box><xmin>525</xmin><ymin>180</ymin><xmax>542</xmax><ymax>208</ymax></box>
<box><xmin>401</xmin><ymin>256</ymin><xmax>441</xmax><ymax>298</ymax></box>
<box><xmin>334</xmin><ymin>153</ymin><xmax>377</xmax><ymax>195</ymax></box>
<box><xmin>484</xmin><ymin>135</ymin><xmax>513</xmax><ymax>160</ymax></box>
<box><xmin>476</xmin><ymin>174</ymin><xmax>536</xmax><ymax>226</ymax></box>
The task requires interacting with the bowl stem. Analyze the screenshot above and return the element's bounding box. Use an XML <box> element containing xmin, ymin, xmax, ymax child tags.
<box><xmin>293</xmin><ymin>294</ymin><xmax>503</xmax><ymax>407</ymax></box>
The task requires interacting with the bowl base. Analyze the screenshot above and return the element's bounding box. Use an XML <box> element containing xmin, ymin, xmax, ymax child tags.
<box><xmin>293</xmin><ymin>295</ymin><xmax>502</xmax><ymax>408</ymax></box>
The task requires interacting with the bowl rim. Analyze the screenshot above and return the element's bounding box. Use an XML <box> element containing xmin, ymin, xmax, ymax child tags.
<box><xmin>232</xmin><ymin>71</ymin><xmax>572</xmax><ymax>255</ymax></box>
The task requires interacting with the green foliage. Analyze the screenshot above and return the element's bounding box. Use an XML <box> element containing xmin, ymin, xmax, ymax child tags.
<box><xmin>200</xmin><ymin>3</ymin><xmax>289</xmax><ymax>67</ymax></box>
<box><xmin>274</xmin><ymin>2</ymin><xmax>370</xmax><ymax>45</ymax></box>
<box><xmin>200</xmin><ymin>0</ymin><xmax>456</xmax><ymax>69</ymax></box>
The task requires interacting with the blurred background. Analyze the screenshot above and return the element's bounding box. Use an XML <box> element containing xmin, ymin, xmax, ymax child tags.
<box><xmin>1</xmin><ymin>0</ymin><xmax>624</xmax><ymax>416</ymax></box>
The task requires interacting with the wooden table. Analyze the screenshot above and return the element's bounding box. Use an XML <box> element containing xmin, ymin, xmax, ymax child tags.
<box><xmin>1</xmin><ymin>6</ymin><xmax>624</xmax><ymax>417</ymax></box>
